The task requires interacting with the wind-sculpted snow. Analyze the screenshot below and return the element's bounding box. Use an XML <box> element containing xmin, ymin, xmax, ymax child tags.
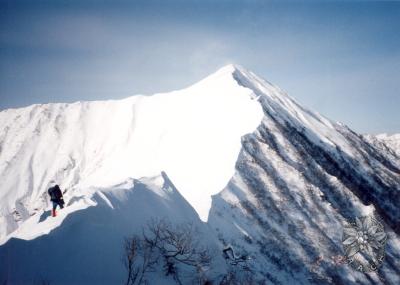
<box><xmin>0</xmin><ymin>64</ymin><xmax>263</xmax><ymax>239</ymax></box>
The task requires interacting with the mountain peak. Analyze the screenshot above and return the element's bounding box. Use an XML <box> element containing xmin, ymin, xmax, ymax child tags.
<box><xmin>215</xmin><ymin>63</ymin><xmax>244</xmax><ymax>74</ymax></box>
<box><xmin>210</xmin><ymin>64</ymin><xmax>254</xmax><ymax>82</ymax></box>
<box><xmin>192</xmin><ymin>63</ymin><xmax>255</xmax><ymax>91</ymax></box>
<box><xmin>200</xmin><ymin>64</ymin><xmax>276</xmax><ymax>94</ymax></box>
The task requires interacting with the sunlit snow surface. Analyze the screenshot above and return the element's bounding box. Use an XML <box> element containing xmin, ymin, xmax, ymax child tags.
<box><xmin>0</xmin><ymin>64</ymin><xmax>263</xmax><ymax>234</ymax></box>
<box><xmin>375</xmin><ymin>133</ymin><xmax>400</xmax><ymax>157</ymax></box>
<box><xmin>1</xmin><ymin>65</ymin><xmax>400</xmax><ymax>284</ymax></box>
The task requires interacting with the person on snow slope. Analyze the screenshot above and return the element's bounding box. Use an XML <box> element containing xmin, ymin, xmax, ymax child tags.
<box><xmin>48</xmin><ymin>182</ymin><xmax>65</xmax><ymax>217</ymax></box>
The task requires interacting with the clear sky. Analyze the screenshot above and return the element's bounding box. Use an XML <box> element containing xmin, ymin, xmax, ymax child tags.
<box><xmin>0</xmin><ymin>0</ymin><xmax>399</xmax><ymax>134</ymax></box>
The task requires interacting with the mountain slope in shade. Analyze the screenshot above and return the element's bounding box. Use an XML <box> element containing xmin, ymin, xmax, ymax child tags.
<box><xmin>0</xmin><ymin>172</ymin><xmax>224</xmax><ymax>284</ymax></box>
<box><xmin>0</xmin><ymin>64</ymin><xmax>399</xmax><ymax>284</ymax></box>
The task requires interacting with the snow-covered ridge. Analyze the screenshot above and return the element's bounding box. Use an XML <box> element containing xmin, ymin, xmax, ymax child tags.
<box><xmin>376</xmin><ymin>133</ymin><xmax>400</xmax><ymax>156</ymax></box>
<box><xmin>1</xmin><ymin>64</ymin><xmax>397</xmax><ymax>236</ymax></box>
<box><xmin>206</xmin><ymin>70</ymin><xmax>400</xmax><ymax>283</ymax></box>
<box><xmin>0</xmin><ymin>173</ymin><xmax>197</xmax><ymax>245</ymax></box>
<box><xmin>0</xmin><ymin>64</ymin><xmax>264</xmax><ymax>238</ymax></box>
<box><xmin>0</xmin><ymin>172</ymin><xmax>224</xmax><ymax>284</ymax></box>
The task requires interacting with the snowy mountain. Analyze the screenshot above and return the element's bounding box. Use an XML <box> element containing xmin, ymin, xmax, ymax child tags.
<box><xmin>374</xmin><ymin>133</ymin><xmax>400</xmax><ymax>157</ymax></box>
<box><xmin>1</xmin><ymin>65</ymin><xmax>400</xmax><ymax>284</ymax></box>
<box><xmin>208</xmin><ymin>70</ymin><xmax>400</xmax><ymax>284</ymax></box>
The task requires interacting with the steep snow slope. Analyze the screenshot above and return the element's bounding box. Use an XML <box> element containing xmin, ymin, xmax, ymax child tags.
<box><xmin>0</xmin><ymin>172</ymin><xmax>224</xmax><ymax>284</ymax></box>
<box><xmin>0</xmin><ymin>64</ymin><xmax>263</xmax><ymax>239</ymax></box>
<box><xmin>376</xmin><ymin>133</ymin><xmax>400</xmax><ymax>157</ymax></box>
<box><xmin>207</xmin><ymin>68</ymin><xmax>400</xmax><ymax>283</ymax></box>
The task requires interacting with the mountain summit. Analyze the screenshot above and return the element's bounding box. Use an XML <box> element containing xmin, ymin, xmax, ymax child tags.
<box><xmin>1</xmin><ymin>65</ymin><xmax>399</xmax><ymax>284</ymax></box>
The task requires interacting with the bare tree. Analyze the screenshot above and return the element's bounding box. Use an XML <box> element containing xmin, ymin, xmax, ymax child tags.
<box><xmin>146</xmin><ymin>220</ymin><xmax>210</xmax><ymax>264</ymax></box>
<box><xmin>123</xmin><ymin>219</ymin><xmax>211</xmax><ymax>284</ymax></box>
<box><xmin>123</xmin><ymin>234</ymin><xmax>158</xmax><ymax>285</ymax></box>
<box><xmin>123</xmin><ymin>236</ymin><xmax>140</xmax><ymax>285</ymax></box>
<box><xmin>143</xmin><ymin>219</ymin><xmax>211</xmax><ymax>284</ymax></box>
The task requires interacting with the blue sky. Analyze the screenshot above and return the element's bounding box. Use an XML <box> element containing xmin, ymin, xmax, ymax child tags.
<box><xmin>0</xmin><ymin>0</ymin><xmax>399</xmax><ymax>134</ymax></box>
